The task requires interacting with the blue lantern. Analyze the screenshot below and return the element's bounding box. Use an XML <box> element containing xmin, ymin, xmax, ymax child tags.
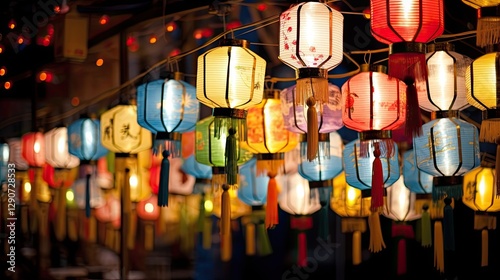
<box><xmin>181</xmin><ymin>155</ymin><xmax>212</xmax><ymax>195</ymax></box>
<box><xmin>402</xmin><ymin>149</ymin><xmax>433</xmax><ymax>195</ymax></box>
<box><xmin>238</xmin><ymin>157</ymin><xmax>268</xmax><ymax>206</ymax></box>
<box><xmin>68</xmin><ymin>117</ymin><xmax>109</xmax><ymax>161</ymax></box>
<box><xmin>298</xmin><ymin>131</ymin><xmax>343</xmax><ymax>182</ymax></box>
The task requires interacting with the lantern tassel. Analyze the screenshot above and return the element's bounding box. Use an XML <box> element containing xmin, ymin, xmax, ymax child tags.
<box><xmin>297</xmin><ymin>232</ymin><xmax>308</xmax><ymax>267</ymax></box>
<box><xmin>403</xmin><ymin>81</ymin><xmax>423</xmax><ymax>137</ymax></box>
<box><xmin>226</xmin><ymin>128</ymin><xmax>238</xmax><ymax>187</ymax></box>
<box><xmin>371</xmin><ymin>142</ymin><xmax>384</xmax><ymax>211</ymax></box>
<box><xmin>265</xmin><ymin>174</ymin><xmax>278</xmax><ymax>229</ymax></box>
<box><xmin>476</xmin><ymin>19</ymin><xmax>500</xmax><ymax>48</ymax></box>
<box><xmin>434</xmin><ymin>220</ymin><xmax>445</xmax><ymax>273</ymax></box>
<box><xmin>352</xmin><ymin>231</ymin><xmax>362</xmax><ymax>265</ymax></box>
<box><xmin>306</xmin><ymin>97</ymin><xmax>319</xmax><ymax>161</ymax></box>
<box><xmin>158</xmin><ymin>151</ymin><xmax>170</xmax><ymax>207</ymax></box>
<box><xmin>85</xmin><ymin>174</ymin><xmax>91</xmax><ymax>218</ymax></box>
<box><xmin>397</xmin><ymin>239</ymin><xmax>407</xmax><ymax>275</ymax></box>
<box><xmin>221</xmin><ymin>184</ymin><xmax>232</xmax><ymax>261</ymax></box>
<box><xmin>443</xmin><ymin>197</ymin><xmax>455</xmax><ymax>252</ymax></box>
<box><xmin>368</xmin><ymin>211</ymin><xmax>386</xmax><ymax>253</ymax></box>
<box><xmin>496</xmin><ymin>138</ymin><xmax>500</xmax><ymax>197</ymax></box>
<box><xmin>421</xmin><ymin>206</ymin><xmax>432</xmax><ymax>247</ymax></box>
<box><xmin>256</xmin><ymin>222</ymin><xmax>272</xmax><ymax>256</ymax></box>
<box><xmin>481</xmin><ymin>228</ymin><xmax>489</xmax><ymax>267</ymax></box>
<box><xmin>245</xmin><ymin>222</ymin><xmax>256</xmax><ymax>256</ymax></box>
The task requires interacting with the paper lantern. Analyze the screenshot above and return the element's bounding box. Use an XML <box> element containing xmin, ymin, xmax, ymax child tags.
<box><xmin>298</xmin><ymin>131</ymin><xmax>343</xmax><ymax>181</ymax></box>
<box><xmin>370</xmin><ymin>0</ymin><xmax>445</xmax><ymax>136</ymax></box>
<box><xmin>1</xmin><ymin>140</ymin><xmax>8</xmax><ymax>183</ymax></box>
<box><xmin>21</xmin><ymin>132</ymin><xmax>45</xmax><ymax>167</ymax></box>
<box><xmin>68</xmin><ymin>116</ymin><xmax>109</xmax><ymax>161</ymax></box>
<box><xmin>462</xmin><ymin>1</ymin><xmax>500</xmax><ymax>47</ymax></box>
<box><xmin>343</xmin><ymin>139</ymin><xmax>400</xmax><ymax>211</ymax></box>
<box><xmin>280</xmin><ymin>83</ymin><xmax>343</xmax><ymax>161</ymax></box>
<box><xmin>181</xmin><ymin>155</ymin><xmax>212</xmax><ymax>193</ymax></box>
<box><xmin>403</xmin><ymin>149</ymin><xmax>433</xmax><ymax>195</ymax></box>
<box><xmin>413</xmin><ymin>117</ymin><xmax>480</xmax><ymax>200</ymax></box>
<box><xmin>422</xmin><ymin>43</ymin><xmax>473</xmax><ymax>112</ymax></box>
<box><xmin>463</xmin><ymin>166</ymin><xmax>500</xmax><ymax>267</ymax></box>
<box><xmin>45</xmin><ymin>126</ymin><xmax>80</xmax><ymax>169</ymax></box>
<box><xmin>7</xmin><ymin>138</ymin><xmax>28</xmax><ymax>171</ymax></box>
<box><xmin>237</xmin><ymin>157</ymin><xmax>267</xmax><ymax>206</ymax></box>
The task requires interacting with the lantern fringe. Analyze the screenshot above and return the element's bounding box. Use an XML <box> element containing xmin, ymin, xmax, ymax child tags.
<box><xmin>474</xmin><ymin>214</ymin><xmax>497</xmax><ymax>267</ymax></box>
<box><xmin>432</xmin><ymin>185</ymin><xmax>463</xmax><ymax>202</ymax></box>
<box><xmin>371</xmin><ymin>143</ymin><xmax>384</xmax><ymax>212</ymax></box>
<box><xmin>256</xmin><ymin>159</ymin><xmax>283</xmax><ymax>177</ymax></box>
<box><xmin>245</xmin><ymin>222</ymin><xmax>256</xmax><ymax>256</ymax></box>
<box><xmin>476</xmin><ymin>19</ymin><xmax>500</xmax><ymax>48</ymax></box>
<box><xmin>221</xmin><ymin>184</ymin><xmax>232</xmax><ymax>261</ymax></box>
<box><xmin>85</xmin><ymin>174</ymin><xmax>91</xmax><ymax>218</ymax></box>
<box><xmin>153</xmin><ymin>138</ymin><xmax>181</xmax><ymax>158</ymax></box>
<box><xmin>265</xmin><ymin>175</ymin><xmax>279</xmax><ymax>229</ymax></box>
<box><xmin>55</xmin><ymin>188</ymin><xmax>67</xmax><ymax>242</ymax></box>
<box><xmin>359</xmin><ymin>139</ymin><xmax>394</xmax><ymax>158</ymax></box>
<box><xmin>158</xmin><ymin>151</ymin><xmax>170</xmax><ymax>207</ymax></box>
<box><xmin>368</xmin><ymin>211</ymin><xmax>386</xmax><ymax>253</ymax></box>
<box><xmin>421</xmin><ymin>209</ymin><xmax>432</xmax><ymax>247</ymax></box>
<box><xmin>443</xmin><ymin>198</ymin><xmax>455</xmax><ymax>251</ymax></box>
<box><xmin>225</xmin><ymin>129</ymin><xmax>238</xmax><ymax>187</ymax></box>
<box><xmin>481</xmin><ymin>229</ymin><xmax>489</xmax><ymax>267</ymax></box>
<box><xmin>341</xmin><ymin>218</ymin><xmax>367</xmax><ymax>233</ymax></box>
<box><xmin>479</xmin><ymin>119</ymin><xmax>500</xmax><ymax>143</ymax></box>
<box><xmin>434</xmin><ymin>220</ymin><xmax>445</xmax><ymax>273</ymax></box>
<box><xmin>296</xmin><ymin>77</ymin><xmax>329</xmax><ymax>105</ymax></box>
<box><xmin>256</xmin><ymin>222</ymin><xmax>272</xmax><ymax>256</ymax></box>
<box><xmin>212</xmin><ymin>173</ymin><xmax>227</xmax><ymax>193</ymax></box>
<box><xmin>306</xmin><ymin>98</ymin><xmax>319</xmax><ymax>161</ymax></box>
<box><xmin>352</xmin><ymin>231</ymin><xmax>362</xmax><ymax>265</ymax></box>
<box><xmin>144</xmin><ymin>223</ymin><xmax>154</xmax><ymax>251</ymax></box>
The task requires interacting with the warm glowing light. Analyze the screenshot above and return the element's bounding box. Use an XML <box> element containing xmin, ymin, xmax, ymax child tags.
<box><xmin>363</xmin><ymin>7</ymin><xmax>370</xmax><ymax>19</ymax></box>
<box><xmin>70</xmin><ymin>97</ymin><xmax>80</xmax><ymax>107</ymax></box>
<box><xmin>145</xmin><ymin>202</ymin><xmax>154</xmax><ymax>213</ymax></box>
<box><xmin>42</xmin><ymin>36</ymin><xmax>51</xmax><ymax>47</ymax></box>
<box><xmin>257</xmin><ymin>3</ymin><xmax>267</xmax><ymax>11</ymax></box>
<box><xmin>24</xmin><ymin>182</ymin><xmax>31</xmax><ymax>193</ymax></box>
<box><xmin>169</xmin><ymin>48</ymin><xmax>180</xmax><ymax>57</ymax></box>
<box><xmin>39</xmin><ymin>71</ymin><xmax>48</xmax><ymax>81</ymax></box>
<box><xmin>149</xmin><ymin>35</ymin><xmax>157</xmax><ymax>44</ymax></box>
<box><xmin>0</xmin><ymin>45</ymin><xmax>3</xmax><ymax>53</ymax></box>
<box><xmin>96</xmin><ymin>58</ymin><xmax>104</xmax><ymax>66</ymax></box>
<box><xmin>66</xmin><ymin>189</ymin><xmax>75</xmax><ymax>202</ymax></box>
<box><xmin>346</xmin><ymin>186</ymin><xmax>358</xmax><ymax>207</ymax></box>
<box><xmin>17</xmin><ymin>36</ymin><xmax>24</xmax><ymax>44</ymax></box>
<box><xmin>165</xmin><ymin>22</ymin><xmax>176</xmax><ymax>32</ymax></box>
<box><xmin>129</xmin><ymin>174</ymin><xmax>138</xmax><ymax>188</ymax></box>
<box><xmin>8</xmin><ymin>19</ymin><xmax>16</xmax><ymax>29</ymax></box>
<box><xmin>204</xmin><ymin>199</ymin><xmax>213</xmax><ymax>212</ymax></box>
<box><xmin>34</xmin><ymin>141</ymin><xmax>41</xmax><ymax>153</ymax></box>
<box><xmin>99</xmin><ymin>15</ymin><xmax>109</xmax><ymax>25</ymax></box>
<box><xmin>54</xmin><ymin>6</ymin><xmax>61</xmax><ymax>13</ymax></box>
<box><xmin>4</xmin><ymin>81</ymin><xmax>11</xmax><ymax>90</ymax></box>
<box><xmin>194</xmin><ymin>29</ymin><xmax>203</xmax><ymax>40</ymax></box>
<box><xmin>47</xmin><ymin>24</ymin><xmax>54</xmax><ymax>35</ymax></box>
<box><xmin>0</xmin><ymin>67</ymin><xmax>6</xmax><ymax>76</ymax></box>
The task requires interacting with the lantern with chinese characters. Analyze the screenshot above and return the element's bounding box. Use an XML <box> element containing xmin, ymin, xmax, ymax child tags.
<box><xmin>465</xmin><ymin>52</ymin><xmax>500</xmax><ymax>193</ymax></box>
<box><xmin>278</xmin><ymin>171</ymin><xmax>322</xmax><ymax>267</ymax></box>
<box><xmin>137</xmin><ymin>72</ymin><xmax>199</xmax><ymax>206</ymax></box>
<box><xmin>413</xmin><ymin>117</ymin><xmax>480</xmax><ymax>200</ymax></box>
<box><xmin>462</xmin><ymin>1</ymin><xmax>500</xmax><ymax>47</ymax></box>
<box><xmin>370</xmin><ymin>0</ymin><xmax>445</xmax><ymax>137</ymax></box>
<box><xmin>281</xmin><ymin>83</ymin><xmax>343</xmax><ymax>161</ymax></box>
<box><xmin>463</xmin><ymin>165</ymin><xmax>500</xmax><ymax>267</ymax></box>
<box><xmin>137</xmin><ymin>195</ymin><xmax>160</xmax><ymax>251</ymax></box>
<box><xmin>242</xmin><ymin>88</ymin><xmax>300</xmax><ymax>228</ymax></box>
<box><xmin>341</xmin><ymin>65</ymin><xmax>406</xmax><ymax>210</ymax></box>
<box><xmin>279</xmin><ymin>2</ymin><xmax>343</xmax><ymax>160</ymax></box>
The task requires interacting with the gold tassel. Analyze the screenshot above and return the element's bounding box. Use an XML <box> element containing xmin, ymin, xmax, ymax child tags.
<box><xmin>434</xmin><ymin>221</ymin><xmax>445</xmax><ymax>273</ymax></box>
<box><xmin>144</xmin><ymin>222</ymin><xmax>154</xmax><ymax>251</ymax></box>
<box><xmin>245</xmin><ymin>222</ymin><xmax>256</xmax><ymax>256</ymax></box>
<box><xmin>368</xmin><ymin>211</ymin><xmax>385</xmax><ymax>253</ymax></box>
<box><xmin>306</xmin><ymin>97</ymin><xmax>319</xmax><ymax>161</ymax></box>
<box><xmin>296</xmin><ymin>77</ymin><xmax>329</xmax><ymax>105</ymax></box>
<box><xmin>220</xmin><ymin>184</ymin><xmax>232</xmax><ymax>261</ymax></box>
<box><xmin>203</xmin><ymin>216</ymin><xmax>212</xmax><ymax>250</ymax></box>
<box><xmin>256</xmin><ymin>159</ymin><xmax>283</xmax><ymax>177</ymax></box>
<box><xmin>481</xmin><ymin>229</ymin><xmax>488</xmax><ymax>267</ymax></box>
<box><xmin>55</xmin><ymin>188</ymin><xmax>67</xmax><ymax>241</ymax></box>
<box><xmin>476</xmin><ymin>18</ymin><xmax>500</xmax><ymax>47</ymax></box>
<box><xmin>353</xmin><ymin>231</ymin><xmax>362</xmax><ymax>265</ymax></box>
<box><xmin>479</xmin><ymin>119</ymin><xmax>500</xmax><ymax>143</ymax></box>
<box><xmin>127</xmin><ymin>208</ymin><xmax>137</xmax><ymax>250</ymax></box>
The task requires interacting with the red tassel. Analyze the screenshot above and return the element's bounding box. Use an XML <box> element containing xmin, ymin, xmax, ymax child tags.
<box><xmin>397</xmin><ymin>239</ymin><xmax>407</xmax><ymax>275</ymax></box>
<box><xmin>371</xmin><ymin>142</ymin><xmax>384</xmax><ymax>211</ymax></box>
<box><xmin>404</xmin><ymin>82</ymin><xmax>423</xmax><ymax>138</ymax></box>
<box><xmin>297</xmin><ymin>232</ymin><xmax>307</xmax><ymax>267</ymax></box>
<box><xmin>265</xmin><ymin>175</ymin><xmax>278</xmax><ymax>229</ymax></box>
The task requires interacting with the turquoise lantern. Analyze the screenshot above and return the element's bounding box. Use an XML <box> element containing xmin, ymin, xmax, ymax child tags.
<box><xmin>137</xmin><ymin>72</ymin><xmax>200</xmax><ymax>206</ymax></box>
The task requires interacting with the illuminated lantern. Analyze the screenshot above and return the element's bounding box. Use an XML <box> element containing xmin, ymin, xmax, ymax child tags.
<box><xmin>341</xmin><ymin>65</ymin><xmax>406</xmax><ymax>209</ymax></box>
<box><xmin>465</xmin><ymin>52</ymin><xmax>500</xmax><ymax>194</ymax></box>
<box><xmin>413</xmin><ymin>117</ymin><xmax>480</xmax><ymax>200</ymax></box>
<box><xmin>1</xmin><ymin>140</ymin><xmax>8</xmax><ymax>183</ymax></box>
<box><xmin>280</xmin><ymin>83</ymin><xmax>343</xmax><ymax>161</ymax></box>
<box><xmin>370</xmin><ymin>0</ymin><xmax>445</xmax><ymax>137</ymax></box>
<box><xmin>44</xmin><ymin>126</ymin><xmax>80</xmax><ymax>168</ymax></box>
<box><xmin>242</xmin><ymin>88</ymin><xmax>300</xmax><ymax>228</ymax></box>
<box><xmin>7</xmin><ymin>138</ymin><xmax>29</xmax><ymax>171</ymax></box>
<box><xmin>462</xmin><ymin>1</ymin><xmax>500</xmax><ymax>47</ymax></box>
<box><xmin>278</xmin><ymin>171</ymin><xmax>321</xmax><ymax>267</ymax></box>
<box><xmin>137</xmin><ymin>72</ymin><xmax>199</xmax><ymax>206</ymax></box>
<box><xmin>463</xmin><ymin>165</ymin><xmax>500</xmax><ymax>267</ymax></box>
<box><xmin>137</xmin><ymin>195</ymin><xmax>161</xmax><ymax>251</ymax></box>
<box><xmin>22</xmin><ymin>132</ymin><xmax>45</xmax><ymax>167</ymax></box>
<box><xmin>279</xmin><ymin>2</ymin><xmax>343</xmax><ymax>160</ymax></box>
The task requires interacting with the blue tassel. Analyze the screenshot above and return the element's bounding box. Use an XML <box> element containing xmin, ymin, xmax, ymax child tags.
<box><xmin>158</xmin><ymin>150</ymin><xmax>170</xmax><ymax>207</ymax></box>
<box><xmin>443</xmin><ymin>197</ymin><xmax>455</xmax><ymax>251</ymax></box>
<box><xmin>85</xmin><ymin>174</ymin><xmax>91</xmax><ymax>218</ymax></box>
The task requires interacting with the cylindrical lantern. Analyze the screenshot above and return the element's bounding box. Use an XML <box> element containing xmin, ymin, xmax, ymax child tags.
<box><xmin>298</xmin><ymin>131</ymin><xmax>343</xmax><ymax>182</ymax></box>
<box><xmin>280</xmin><ymin>83</ymin><xmax>343</xmax><ymax>161</ymax></box>
<box><xmin>413</xmin><ymin>117</ymin><xmax>480</xmax><ymax>200</ymax></box>
<box><xmin>370</xmin><ymin>0</ymin><xmax>445</xmax><ymax>136</ymax></box>
<box><xmin>45</xmin><ymin>126</ymin><xmax>80</xmax><ymax>169</ymax></box>
<box><xmin>68</xmin><ymin>116</ymin><xmax>109</xmax><ymax>161</ymax></box>
<box><xmin>402</xmin><ymin>149</ymin><xmax>434</xmax><ymax>195</ymax></box>
<box><xmin>21</xmin><ymin>132</ymin><xmax>45</xmax><ymax>167</ymax></box>
<box><xmin>463</xmin><ymin>165</ymin><xmax>500</xmax><ymax>267</ymax></box>
<box><xmin>462</xmin><ymin>1</ymin><xmax>500</xmax><ymax>47</ymax></box>
<box><xmin>7</xmin><ymin>138</ymin><xmax>28</xmax><ymax>171</ymax></box>
<box><xmin>422</xmin><ymin>43</ymin><xmax>473</xmax><ymax>112</ymax></box>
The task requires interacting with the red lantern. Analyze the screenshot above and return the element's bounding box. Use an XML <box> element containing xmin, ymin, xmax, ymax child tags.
<box><xmin>21</xmin><ymin>132</ymin><xmax>45</xmax><ymax>167</ymax></box>
<box><xmin>370</xmin><ymin>0</ymin><xmax>445</xmax><ymax>136</ymax></box>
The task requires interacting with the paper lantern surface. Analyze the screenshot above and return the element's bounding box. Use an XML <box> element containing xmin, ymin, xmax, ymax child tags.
<box><xmin>68</xmin><ymin>118</ymin><xmax>109</xmax><ymax>161</ymax></box>
<box><xmin>278</xmin><ymin>172</ymin><xmax>321</xmax><ymax>216</ymax></box>
<box><xmin>45</xmin><ymin>127</ymin><xmax>80</xmax><ymax>169</ymax></box>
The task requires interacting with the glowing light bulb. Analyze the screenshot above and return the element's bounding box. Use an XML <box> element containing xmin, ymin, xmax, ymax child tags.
<box><xmin>204</xmin><ymin>199</ymin><xmax>213</xmax><ymax>212</ymax></box>
<box><xmin>66</xmin><ymin>189</ymin><xmax>75</xmax><ymax>201</ymax></box>
<box><xmin>24</xmin><ymin>182</ymin><xmax>32</xmax><ymax>193</ymax></box>
<box><xmin>34</xmin><ymin>141</ymin><xmax>40</xmax><ymax>153</ymax></box>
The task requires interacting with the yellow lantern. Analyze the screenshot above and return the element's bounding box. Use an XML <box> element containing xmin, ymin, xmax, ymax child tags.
<box><xmin>463</xmin><ymin>165</ymin><xmax>500</xmax><ymax>267</ymax></box>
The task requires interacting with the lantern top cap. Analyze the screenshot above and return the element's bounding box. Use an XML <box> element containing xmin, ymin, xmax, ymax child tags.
<box><xmin>360</xmin><ymin>64</ymin><xmax>387</xmax><ymax>74</ymax></box>
<box><xmin>389</xmin><ymin>42</ymin><xmax>426</xmax><ymax>55</ymax></box>
<box><xmin>479</xmin><ymin>4</ymin><xmax>500</xmax><ymax>18</ymax></box>
<box><xmin>218</xmin><ymin>38</ymin><xmax>250</xmax><ymax>48</ymax></box>
<box><xmin>427</xmin><ymin>42</ymin><xmax>455</xmax><ymax>53</ymax></box>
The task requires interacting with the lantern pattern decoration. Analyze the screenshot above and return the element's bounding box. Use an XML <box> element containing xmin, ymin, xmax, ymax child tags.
<box><xmin>241</xmin><ymin>88</ymin><xmax>300</xmax><ymax>229</ymax></box>
<box><xmin>465</xmin><ymin>52</ymin><xmax>500</xmax><ymax>194</ymax></box>
<box><xmin>279</xmin><ymin>1</ymin><xmax>344</xmax><ymax>160</ymax></box>
<box><xmin>413</xmin><ymin>116</ymin><xmax>481</xmax><ymax>201</ymax></box>
<box><xmin>330</xmin><ymin>172</ymin><xmax>372</xmax><ymax>265</ymax></box>
<box><xmin>1</xmin><ymin>140</ymin><xmax>9</xmax><ymax>184</ymax></box>
<box><xmin>382</xmin><ymin>176</ymin><xmax>420</xmax><ymax>276</ymax></box>
<box><xmin>370</xmin><ymin>0</ymin><xmax>445</xmax><ymax>137</ymax></box>
<box><xmin>278</xmin><ymin>171</ymin><xmax>322</xmax><ymax>267</ymax></box>
<box><xmin>137</xmin><ymin>72</ymin><xmax>199</xmax><ymax>206</ymax></box>
<box><xmin>137</xmin><ymin>195</ymin><xmax>161</xmax><ymax>251</ymax></box>
<box><xmin>462</xmin><ymin>1</ymin><xmax>500</xmax><ymax>47</ymax></box>
<box><xmin>238</xmin><ymin>157</ymin><xmax>273</xmax><ymax>256</ymax></box>
<box><xmin>341</xmin><ymin>65</ymin><xmax>406</xmax><ymax>210</ymax></box>
<box><xmin>280</xmin><ymin>82</ymin><xmax>343</xmax><ymax>161</ymax></box>
<box><xmin>463</xmin><ymin>165</ymin><xmax>500</xmax><ymax>267</ymax></box>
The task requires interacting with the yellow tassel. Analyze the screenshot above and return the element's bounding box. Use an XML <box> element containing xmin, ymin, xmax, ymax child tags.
<box><xmin>296</xmin><ymin>77</ymin><xmax>329</xmax><ymax>105</ymax></box>
<box><xmin>245</xmin><ymin>222</ymin><xmax>256</xmax><ymax>256</ymax></box>
<box><xmin>353</xmin><ymin>231</ymin><xmax>362</xmax><ymax>265</ymax></box>
<box><xmin>368</xmin><ymin>212</ymin><xmax>385</xmax><ymax>253</ymax></box>
<box><xmin>481</xmin><ymin>229</ymin><xmax>489</xmax><ymax>267</ymax></box>
<box><xmin>306</xmin><ymin>97</ymin><xmax>319</xmax><ymax>161</ymax></box>
<box><xmin>127</xmin><ymin>208</ymin><xmax>137</xmax><ymax>250</ymax></box>
<box><xmin>144</xmin><ymin>223</ymin><xmax>154</xmax><ymax>251</ymax></box>
<box><xmin>203</xmin><ymin>217</ymin><xmax>212</xmax><ymax>250</ymax></box>
<box><xmin>434</xmin><ymin>221</ymin><xmax>445</xmax><ymax>273</ymax></box>
<box><xmin>479</xmin><ymin>119</ymin><xmax>500</xmax><ymax>143</ymax></box>
<box><xmin>476</xmin><ymin>18</ymin><xmax>500</xmax><ymax>47</ymax></box>
<box><xmin>221</xmin><ymin>184</ymin><xmax>232</xmax><ymax>261</ymax></box>
<box><xmin>55</xmin><ymin>188</ymin><xmax>67</xmax><ymax>241</ymax></box>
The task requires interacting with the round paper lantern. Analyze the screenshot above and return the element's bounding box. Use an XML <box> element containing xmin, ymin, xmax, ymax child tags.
<box><xmin>68</xmin><ymin>116</ymin><xmax>109</xmax><ymax>161</ymax></box>
<box><xmin>237</xmin><ymin>157</ymin><xmax>267</xmax><ymax>206</ymax></box>
<box><xmin>280</xmin><ymin>83</ymin><xmax>343</xmax><ymax>160</ymax></box>
<box><xmin>7</xmin><ymin>138</ymin><xmax>28</xmax><ymax>171</ymax></box>
<box><xmin>462</xmin><ymin>1</ymin><xmax>500</xmax><ymax>47</ymax></box>
<box><xmin>44</xmin><ymin>126</ymin><xmax>80</xmax><ymax>169</ymax></box>
<box><xmin>413</xmin><ymin>117</ymin><xmax>480</xmax><ymax>200</ymax></box>
<box><xmin>21</xmin><ymin>131</ymin><xmax>45</xmax><ymax>167</ymax></box>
